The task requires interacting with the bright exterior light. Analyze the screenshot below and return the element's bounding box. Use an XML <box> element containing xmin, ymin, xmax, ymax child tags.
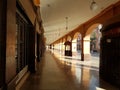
<box><xmin>98</xmin><ymin>24</ymin><xmax>103</xmax><ymax>30</ymax></box>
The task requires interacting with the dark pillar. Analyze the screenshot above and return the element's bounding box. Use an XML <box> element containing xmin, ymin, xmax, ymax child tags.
<box><xmin>81</xmin><ymin>35</ymin><xmax>84</xmax><ymax>61</ymax></box>
<box><xmin>0</xmin><ymin>0</ymin><xmax>7</xmax><ymax>89</ymax></box>
<box><xmin>6</xmin><ymin>0</ymin><xmax>16</xmax><ymax>89</ymax></box>
<box><xmin>37</xmin><ymin>33</ymin><xmax>40</xmax><ymax>62</ymax></box>
<box><xmin>100</xmin><ymin>15</ymin><xmax>120</xmax><ymax>87</ymax></box>
<box><xmin>28</xmin><ymin>26</ymin><xmax>36</xmax><ymax>73</ymax></box>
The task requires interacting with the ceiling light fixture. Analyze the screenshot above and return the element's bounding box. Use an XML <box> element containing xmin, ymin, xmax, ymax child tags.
<box><xmin>47</xmin><ymin>4</ymin><xmax>50</xmax><ymax>7</ymax></box>
<box><xmin>90</xmin><ymin>0</ymin><xmax>98</xmax><ymax>10</ymax></box>
<box><xmin>65</xmin><ymin>17</ymin><xmax>68</xmax><ymax>30</ymax></box>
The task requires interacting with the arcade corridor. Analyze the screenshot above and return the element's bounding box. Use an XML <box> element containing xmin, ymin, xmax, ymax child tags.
<box><xmin>18</xmin><ymin>51</ymin><xmax>119</xmax><ymax>90</ymax></box>
<box><xmin>1</xmin><ymin>0</ymin><xmax>120</xmax><ymax>90</ymax></box>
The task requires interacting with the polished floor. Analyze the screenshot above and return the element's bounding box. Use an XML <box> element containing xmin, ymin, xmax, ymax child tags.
<box><xmin>19</xmin><ymin>50</ymin><xmax>119</xmax><ymax>90</ymax></box>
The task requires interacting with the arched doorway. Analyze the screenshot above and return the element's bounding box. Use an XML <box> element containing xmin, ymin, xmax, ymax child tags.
<box><xmin>64</xmin><ymin>41</ymin><xmax>72</xmax><ymax>56</ymax></box>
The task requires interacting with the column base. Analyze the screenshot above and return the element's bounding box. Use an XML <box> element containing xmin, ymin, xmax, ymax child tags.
<box><xmin>84</xmin><ymin>54</ymin><xmax>91</xmax><ymax>60</ymax></box>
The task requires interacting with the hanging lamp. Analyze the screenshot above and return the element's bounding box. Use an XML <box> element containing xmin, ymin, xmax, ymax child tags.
<box><xmin>90</xmin><ymin>0</ymin><xmax>98</xmax><ymax>10</ymax></box>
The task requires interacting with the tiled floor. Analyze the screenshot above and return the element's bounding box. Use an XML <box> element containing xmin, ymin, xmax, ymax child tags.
<box><xmin>19</xmin><ymin>50</ymin><xmax>119</xmax><ymax>90</ymax></box>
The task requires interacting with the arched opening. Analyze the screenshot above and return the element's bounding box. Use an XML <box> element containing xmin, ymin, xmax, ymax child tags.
<box><xmin>90</xmin><ymin>24</ymin><xmax>102</xmax><ymax>55</ymax></box>
<box><xmin>84</xmin><ymin>23</ymin><xmax>102</xmax><ymax>60</ymax></box>
<box><xmin>63</xmin><ymin>36</ymin><xmax>72</xmax><ymax>56</ymax></box>
<box><xmin>77</xmin><ymin>34</ymin><xmax>81</xmax><ymax>52</ymax></box>
<box><xmin>67</xmin><ymin>36</ymin><xmax>72</xmax><ymax>41</ymax></box>
<box><xmin>64</xmin><ymin>41</ymin><xmax>72</xmax><ymax>56</ymax></box>
<box><xmin>54</xmin><ymin>43</ymin><xmax>59</xmax><ymax>50</ymax></box>
<box><xmin>72</xmin><ymin>32</ymin><xmax>81</xmax><ymax>58</ymax></box>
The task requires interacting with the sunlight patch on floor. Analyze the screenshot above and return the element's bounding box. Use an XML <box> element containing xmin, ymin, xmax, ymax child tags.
<box><xmin>96</xmin><ymin>87</ymin><xmax>106</xmax><ymax>90</ymax></box>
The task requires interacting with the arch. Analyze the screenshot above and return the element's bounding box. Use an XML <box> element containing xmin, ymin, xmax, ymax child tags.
<box><xmin>73</xmin><ymin>32</ymin><xmax>81</xmax><ymax>40</ymax></box>
<box><xmin>59</xmin><ymin>39</ymin><xmax>62</xmax><ymax>43</ymax></box>
<box><xmin>84</xmin><ymin>23</ymin><xmax>102</xmax><ymax>41</ymax></box>
<box><xmin>84</xmin><ymin>23</ymin><xmax>102</xmax><ymax>58</ymax></box>
<box><xmin>72</xmin><ymin>32</ymin><xmax>82</xmax><ymax>56</ymax></box>
<box><xmin>63</xmin><ymin>38</ymin><xmax>66</xmax><ymax>43</ymax></box>
<box><xmin>67</xmin><ymin>36</ymin><xmax>72</xmax><ymax>42</ymax></box>
<box><xmin>85</xmin><ymin>23</ymin><xmax>101</xmax><ymax>36</ymax></box>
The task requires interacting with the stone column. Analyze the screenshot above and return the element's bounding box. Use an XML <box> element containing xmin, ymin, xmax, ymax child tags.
<box><xmin>83</xmin><ymin>36</ymin><xmax>91</xmax><ymax>60</ymax></box>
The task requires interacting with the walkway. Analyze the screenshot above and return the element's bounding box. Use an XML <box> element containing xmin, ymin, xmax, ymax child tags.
<box><xmin>19</xmin><ymin>51</ymin><xmax>119</xmax><ymax>90</ymax></box>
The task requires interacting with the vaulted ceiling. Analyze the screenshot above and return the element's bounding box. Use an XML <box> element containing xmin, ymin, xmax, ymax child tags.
<box><xmin>40</xmin><ymin>0</ymin><xmax>119</xmax><ymax>45</ymax></box>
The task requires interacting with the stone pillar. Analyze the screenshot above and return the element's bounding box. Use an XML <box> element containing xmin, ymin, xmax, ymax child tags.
<box><xmin>83</xmin><ymin>36</ymin><xmax>91</xmax><ymax>60</ymax></box>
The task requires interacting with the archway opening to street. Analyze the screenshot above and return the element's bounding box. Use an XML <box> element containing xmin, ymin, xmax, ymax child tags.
<box><xmin>72</xmin><ymin>32</ymin><xmax>81</xmax><ymax>58</ymax></box>
<box><xmin>90</xmin><ymin>24</ymin><xmax>102</xmax><ymax>56</ymax></box>
<box><xmin>84</xmin><ymin>23</ymin><xmax>102</xmax><ymax>61</ymax></box>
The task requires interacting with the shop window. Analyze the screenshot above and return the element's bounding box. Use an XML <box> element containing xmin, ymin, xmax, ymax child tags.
<box><xmin>16</xmin><ymin>13</ymin><xmax>28</xmax><ymax>73</ymax></box>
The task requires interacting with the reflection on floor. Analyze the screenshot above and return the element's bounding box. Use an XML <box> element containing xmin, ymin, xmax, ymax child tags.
<box><xmin>52</xmin><ymin>49</ymin><xmax>99</xmax><ymax>69</ymax></box>
<box><xmin>19</xmin><ymin>50</ymin><xmax>119</xmax><ymax>90</ymax></box>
